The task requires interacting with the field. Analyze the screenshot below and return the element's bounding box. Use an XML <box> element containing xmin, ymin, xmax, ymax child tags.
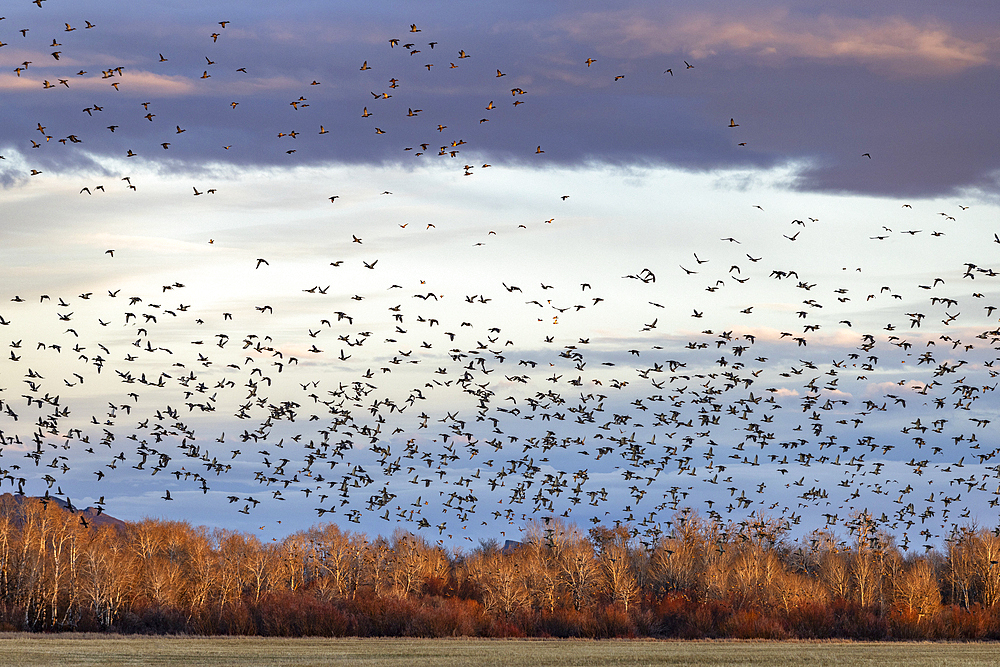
<box><xmin>0</xmin><ymin>636</ymin><xmax>999</xmax><ymax>667</ymax></box>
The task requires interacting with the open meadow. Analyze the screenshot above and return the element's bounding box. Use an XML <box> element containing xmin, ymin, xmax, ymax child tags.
<box><xmin>0</xmin><ymin>636</ymin><xmax>999</xmax><ymax>667</ymax></box>
<box><xmin>3</xmin><ymin>0</ymin><xmax>1000</xmax><ymax>657</ymax></box>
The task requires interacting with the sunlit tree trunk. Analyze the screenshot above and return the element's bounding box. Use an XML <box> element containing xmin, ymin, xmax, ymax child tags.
<box><xmin>559</xmin><ymin>539</ymin><xmax>599</xmax><ymax>611</ymax></box>
<box><xmin>818</xmin><ymin>543</ymin><xmax>850</xmax><ymax>601</ymax></box>
<box><xmin>945</xmin><ymin>530</ymin><xmax>976</xmax><ymax>608</ymax></box>
<box><xmin>895</xmin><ymin>558</ymin><xmax>941</xmax><ymax>620</ymax></box>
<box><xmin>238</xmin><ymin>537</ymin><xmax>272</xmax><ymax>604</ymax></box>
<box><xmin>81</xmin><ymin>528</ymin><xmax>133</xmax><ymax>628</ymax></box>
<box><xmin>523</xmin><ymin>540</ymin><xmax>561</xmax><ymax>613</ymax></box>
<box><xmin>310</xmin><ymin>525</ymin><xmax>354</xmax><ymax>598</ymax></box>
<box><xmin>852</xmin><ymin>550</ymin><xmax>880</xmax><ymax>608</ymax></box>
<box><xmin>600</xmin><ymin>542</ymin><xmax>638</xmax><ymax>611</ymax></box>
<box><xmin>471</xmin><ymin>551</ymin><xmax>529</xmax><ymax>616</ymax></box>
<box><xmin>702</xmin><ymin>543</ymin><xmax>731</xmax><ymax>602</ymax></box>
<box><xmin>186</xmin><ymin>530</ymin><xmax>217</xmax><ymax>611</ymax></box>
<box><xmin>974</xmin><ymin>532</ymin><xmax>1000</xmax><ymax>607</ymax></box>
<box><xmin>389</xmin><ymin>532</ymin><xmax>427</xmax><ymax>597</ymax></box>
<box><xmin>0</xmin><ymin>511</ymin><xmax>13</xmax><ymax>602</ymax></box>
<box><xmin>366</xmin><ymin>540</ymin><xmax>393</xmax><ymax>598</ymax></box>
<box><xmin>215</xmin><ymin>529</ymin><xmax>245</xmax><ymax>613</ymax></box>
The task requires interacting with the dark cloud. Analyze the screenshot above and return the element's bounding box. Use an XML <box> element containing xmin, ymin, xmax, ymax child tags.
<box><xmin>1</xmin><ymin>0</ymin><xmax>996</xmax><ymax>198</ymax></box>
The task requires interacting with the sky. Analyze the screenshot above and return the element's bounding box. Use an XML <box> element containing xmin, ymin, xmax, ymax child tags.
<box><xmin>0</xmin><ymin>0</ymin><xmax>999</xmax><ymax>551</ymax></box>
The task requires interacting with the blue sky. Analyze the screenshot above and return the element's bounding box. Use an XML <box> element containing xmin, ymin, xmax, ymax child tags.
<box><xmin>0</xmin><ymin>0</ymin><xmax>998</xmax><ymax>551</ymax></box>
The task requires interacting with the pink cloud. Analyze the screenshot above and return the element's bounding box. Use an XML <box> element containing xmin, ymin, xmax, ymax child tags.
<box><xmin>557</xmin><ymin>11</ymin><xmax>991</xmax><ymax>76</ymax></box>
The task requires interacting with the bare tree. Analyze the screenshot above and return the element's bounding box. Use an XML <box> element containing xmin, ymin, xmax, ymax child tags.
<box><xmin>184</xmin><ymin>527</ymin><xmax>217</xmax><ymax>611</ymax></box>
<box><xmin>849</xmin><ymin>512</ymin><xmax>884</xmax><ymax>608</ymax></box>
<box><xmin>945</xmin><ymin>526</ymin><xmax>977</xmax><ymax>608</ymax></box>
<box><xmin>305</xmin><ymin>524</ymin><xmax>360</xmax><ymax>599</ymax></box>
<box><xmin>972</xmin><ymin>530</ymin><xmax>1000</xmax><ymax>607</ymax></box>
<box><xmin>388</xmin><ymin>530</ymin><xmax>428</xmax><ymax>597</ymax></box>
<box><xmin>813</xmin><ymin>532</ymin><xmax>851</xmax><ymax>601</ymax></box>
<box><xmin>521</xmin><ymin>538</ymin><xmax>562</xmax><ymax>613</ymax></box>
<box><xmin>895</xmin><ymin>558</ymin><xmax>942</xmax><ymax>620</ymax></box>
<box><xmin>660</xmin><ymin>516</ymin><xmax>705</xmax><ymax>592</ymax></box>
<box><xmin>600</xmin><ymin>541</ymin><xmax>638</xmax><ymax>611</ymax></box>
<box><xmin>80</xmin><ymin>525</ymin><xmax>133</xmax><ymax>628</ymax></box>
<box><xmin>469</xmin><ymin>549</ymin><xmax>530</xmax><ymax>616</ymax></box>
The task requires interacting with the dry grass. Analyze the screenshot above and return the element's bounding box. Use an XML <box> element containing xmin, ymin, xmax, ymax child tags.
<box><xmin>0</xmin><ymin>635</ymin><xmax>999</xmax><ymax>666</ymax></box>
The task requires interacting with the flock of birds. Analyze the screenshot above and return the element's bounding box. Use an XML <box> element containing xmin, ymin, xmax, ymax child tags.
<box><xmin>2</xmin><ymin>8</ymin><xmax>999</xmax><ymax>552</ymax></box>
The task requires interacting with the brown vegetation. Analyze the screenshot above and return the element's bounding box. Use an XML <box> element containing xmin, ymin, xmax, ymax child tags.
<box><xmin>2</xmin><ymin>497</ymin><xmax>1000</xmax><ymax>639</ymax></box>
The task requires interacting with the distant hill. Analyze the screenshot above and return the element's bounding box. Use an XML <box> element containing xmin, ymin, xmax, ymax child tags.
<box><xmin>502</xmin><ymin>539</ymin><xmax>522</xmax><ymax>554</ymax></box>
<box><xmin>0</xmin><ymin>493</ymin><xmax>127</xmax><ymax>530</ymax></box>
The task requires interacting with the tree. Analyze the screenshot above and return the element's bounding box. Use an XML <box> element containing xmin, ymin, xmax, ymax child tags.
<box><xmin>972</xmin><ymin>530</ymin><xmax>1000</xmax><ymax>607</ymax></box>
<box><xmin>80</xmin><ymin>525</ymin><xmax>133</xmax><ymax>628</ymax></box>
<box><xmin>945</xmin><ymin>526</ymin><xmax>977</xmax><ymax>608</ymax></box>
<box><xmin>521</xmin><ymin>538</ymin><xmax>562</xmax><ymax>613</ymax></box>
<box><xmin>650</xmin><ymin>516</ymin><xmax>707</xmax><ymax>596</ymax></box>
<box><xmin>600</xmin><ymin>541</ymin><xmax>638</xmax><ymax>611</ymax></box>
<box><xmin>813</xmin><ymin>532</ymin><xmax>851</xmax><ymax>601</ymax></box>
<box><xmin>388</xmin><ymin>530</ymin><xmax>428</xmax><ymax>597</ymax></box>
<box><xmin>469</xmin><ymin>549</ymin><xmax>529</xmax><ymax>616</ymax></box>
<box><xmin>895</xmin><ymin>558</ymin><xmax>941</xmax><ymax>620</ymax></box>
<box><xmin>849</xmin><ymin>511</ymin><xmax>885</xmax><ymax>609</ymax></box>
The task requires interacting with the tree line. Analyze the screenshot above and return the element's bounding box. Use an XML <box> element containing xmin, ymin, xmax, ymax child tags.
<box><xmin>2</xmin><ymin>496</ymin><xmax>1000</xmax><ymax>639</ymax></box>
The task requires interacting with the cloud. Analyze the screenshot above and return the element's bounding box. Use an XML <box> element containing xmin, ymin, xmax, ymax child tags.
<box><xmin>0</xmin><ymin>70</ymin><xmax>201</xmax><ymax>94</ymax></box>
<box><xmin>1</xmin><ymin>2</ymin><xmax>997</xmax><ymax>200</ymax></box>
<box><xmin>558</xmin><ymin>10</ymin><xmax>992</xmax><ymax>75</ymax></box>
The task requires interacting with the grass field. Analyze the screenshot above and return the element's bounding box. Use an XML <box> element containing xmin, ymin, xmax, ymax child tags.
<box><xmin>1</xmin><ymin>636</ymin><xmax>999</xmax><ymax>667</ymax></box>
